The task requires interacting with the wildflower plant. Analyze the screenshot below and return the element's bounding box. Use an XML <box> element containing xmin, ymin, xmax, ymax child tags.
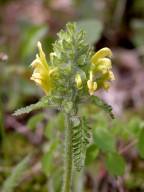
<box><xmin>14</xmin><ymin>23</ymin><xmax>115</xmax><ymax>192</ymax></box>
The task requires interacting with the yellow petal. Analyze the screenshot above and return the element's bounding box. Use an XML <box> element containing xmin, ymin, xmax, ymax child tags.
<box><xmin>103</xmin><ymin>82</ymin><xmax>110</xmax><ymax>90</ymax></box>
<box><xmin>108</xmin><ymin>71</ymin><xmax>115</xmax><ymax>81</ymax></box>
<box><xmin>97</xmin><ymin>58</ymin><xmax>112</xmax><ymax>68</ymax></box>
<box><xmin>87</xmin><ymin>79</ymin><xmax>97</xmax><ymax>95</ymax></box>
<box><xmin>93</xmin><ymin>82</ymin><xmax>97</xmax><ymax>91</ymax></box>
<box><xmin>31</xmin><ymin>72</ymin><xmax>41</xmax><ymax>79</ymax></box>
<box><xmin>89</xmin><ymin>71</ymin><xmax>93</xmax><ymax>81</ymax></box>
<box><xmin>30</xmin><ymin>76</ymin><xmax>42</xmax><ymax>85</ymax></box>
<box><xmin>93</xmin><ymin>65</ymin><xmax>108</xmax><ymax>74</ymax></box>
<box><xmin>49</xmin><ymin>68</ymin><xmax>58</xmax><ymax>76</ymax></box>
<box><xmin>31</xmin><ymin>59</ymin><xmax>40</xmax><ymax>67</ymax></box>
<box><xmin>91</xmin><ymin>47</ymin><xmax>112</xmax><ymax>64</ymax></box>
<box><xmin>37</xmin><ymin>41</ymin><xmax>49</xmax><ymax>70</ymax></box>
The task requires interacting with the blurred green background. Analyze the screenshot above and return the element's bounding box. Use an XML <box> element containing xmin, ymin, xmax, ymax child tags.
<box><xmin>0</xmin><ymin>0</ymin><xmax>144</xmax><ymax>191</ymax></box>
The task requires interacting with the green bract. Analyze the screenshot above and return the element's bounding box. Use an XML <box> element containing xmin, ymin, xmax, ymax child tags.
<box><xmin>49</xmin><ymin>23</ymin><xmax>92</xmax><ymax>101</ymax></box>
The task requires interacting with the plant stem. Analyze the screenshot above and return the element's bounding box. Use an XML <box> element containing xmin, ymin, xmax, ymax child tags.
<box><xmin>73</xmin><ymin>170</ymin><xmax>84</xmax><ymax>192</ymax></box>
<box><xmin>62</xmin><ymin>113</ymin><xmax>73</xmax><ymax>192</ymax></box>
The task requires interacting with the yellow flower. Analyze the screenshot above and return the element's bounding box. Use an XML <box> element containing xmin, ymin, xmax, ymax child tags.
<box><xmin>30</xmin><ymin>41</ymin><xmax>57</xmax><ymax>94</ymax></box>
<box><xmin>91</xmin><ymin>47</ymin><xmax>112</xmax><ymax>63</ymax></box>
<box><xmin>91</xmin><ymin>47</ymin><xmax>112</xmax><ymax>74</ymax></box>
<box><xmin>87</xmin><ymin>71</ymin><xmax>97</xmax><ymax>95</ymax></box>
<box><xmin>75</xmin><ymin>74</ymin><xmax>83</xmax><ymax>89</ymax></box>
<box><xmin>87</xmin><ymin>47</ymin><xmax>115</xmax><ymax>94</ymax></box>
<box><xmin>107</xmin><ymin>71</ymin><xmax>115</xmax><ymax>81</ymax></box>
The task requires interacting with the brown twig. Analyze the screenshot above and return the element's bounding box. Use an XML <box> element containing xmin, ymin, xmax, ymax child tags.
<box><xmin>116</xmin><ymin>176</ymin><xmax>125</xmax><ymax>192</ymax></box>
<box><xmin>119</xmin><ymin>140</ymin><xmax>137</xmax><ymax>155</ymax></box>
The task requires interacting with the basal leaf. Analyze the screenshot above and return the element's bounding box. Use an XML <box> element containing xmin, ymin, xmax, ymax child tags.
<box><xmin>2</xmin><ymin>156</ymin><xmax>30</xmax><ymax>192</ymax></box>
<box><xmin>41</xmin><ymin>141</ymin><xmax>59</xmax><ymax>176</ymax></box>
<box><xmin>105</xmin><ymin>153</ymin><xmax>126</xmax><ymax>176</ymax></box>
<box><xmin>93</xmin><ymin>129</ymin><xmax>116</xmax><ymax>153</ymax></box>
<box><xmin>85</xmin><ymin>144</ymin><xmax>99</xmax><ymax>165</ymax></box>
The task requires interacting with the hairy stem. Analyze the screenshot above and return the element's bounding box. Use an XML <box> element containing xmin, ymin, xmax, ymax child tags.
<box><xmin>62</xmin><ymin>113</ymin><xmax>73</xmax><ymax>192</ymax></box>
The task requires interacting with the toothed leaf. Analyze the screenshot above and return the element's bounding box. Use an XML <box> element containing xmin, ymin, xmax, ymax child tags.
<box><xmin>13</xmin><ymin>96</ymin><xmax>57</xmax><ymax>116</ymax></box>
<box><xmin>72</xmin><ymin>117</ymin><xmax>91</xmax><ymax>171</ymax></box>
<box><xmin>91</xmin><ymin>96</ymin><xmax>114</xmax><ymax>119</ymax></box>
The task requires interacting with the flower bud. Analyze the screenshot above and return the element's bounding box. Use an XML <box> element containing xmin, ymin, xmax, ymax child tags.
<box><xmin>75</xmin><ymin>74</ymin><xmax>83</xmax><ymax>89</ymax></box>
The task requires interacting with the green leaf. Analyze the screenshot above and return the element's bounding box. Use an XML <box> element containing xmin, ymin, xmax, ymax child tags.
<box><xmin>20</xmin><ymin>24</ymin><xmax>48</xmax><ymax>59</ymax></box>
<box><xmin>131</xmin><ymin>19</ymin><xmax>144</xmax><ymax>47</ymax></box>
<box><xmin>138</xmin><ymin>127</ymin><xmax>144</xmax><ymax>158</ymax></box>
<box><xmin>72</xmin><ymin>117</ymin><xmax>91</xmax><ymax>171</ymax></box>
<box><xmin>44</xmin><ymin>112</ymin><xmax>65</xmax><ymax>140</ymax></box>
<box><xmin>41</xmin><ymin>141</ymin><xmax>59</xmax><ymax>176</ymax></box>
<box><xmin>93</xmin><ymin>129</ymin><xmax>116</xmax><ymax>153</ymax></box>
<box><xmin>56</xmin><ymin>112</ymin><xmax>65</xmax><ymax>131</ymax></box>
<box><xmin>2</xmin><ymin>156</ymin><xmax>30</xmax><ymax>192</ymax></box>
<box><xmin>75</xmin><ymin>0</ymin><xmax>96</xmax><ymax>18</ymax></box>
<box><xmin>42</xmin><ymin>152</ymin><xmax>53</xmax><ymax>177</ymax></box>
<box><xmin>13</xmin><ymin>96</ymin><xmax>51</xmax><ymax>116</ymax></box>
<box><xmin>77</xmin><ymin>19</ymin><xmax>103</xmax><ymax>45</ymax></box>
<box><xmin>85</xmin><ymin>144</ymin><xmax>99</xmax><ymax>165</ymax></box>
<box><xmin>27</xmin><ymin>113</ymin><xmax>44</xmax><ymax>130</ymax></box>
<box><xmin>43</xmin><ymin>36</ymin><xmax>55</xmax><ymax>53</ymax></box>
<box><xmin>91</xmin><ymin>96</ymin><xmax>114</xmax><ymax>119</ymax></box>
<box><xmin>128</xmin><ymin>117</ymin><xmax>142</xmax><ymax>137</ymax></box>
<box><xmin>13</xmin><ymin>101</ymin><xmax>45</xmax><ymax>116</ymax></box>
<box><xmin>105</xmin><ymin>153</ymin><xmax>126</xmax><ymax>176</ymax></box>
<box><xmin>44</xmin><ymin>120</ymin><xmax>54</xmax><ymax>140</ymax></box>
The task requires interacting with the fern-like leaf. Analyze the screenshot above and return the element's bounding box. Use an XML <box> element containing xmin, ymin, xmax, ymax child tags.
<box><xmin>2</xmin><ymin>156</ymin><xmax>30</xmax><ymax>192</ymax></box>
<box><xmin>91</xmin><ymin>95</ymin><xmax>114</xmax><ymax>119</ymax></box>
<box><xmin>71</xmin><ymin>116</ymin><xmax>90</xmax><ymax>171</ymax></box>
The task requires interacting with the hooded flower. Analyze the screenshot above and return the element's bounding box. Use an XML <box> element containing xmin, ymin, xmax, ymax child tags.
<box><xmin>87</xmin><ymin>47</ymin><xmax>115</xmax><ymax>95</ymax></box>
<box><xmin>30</xmin><ymin>41</ymin><xmax>57</xmax><ymax>94</ymax></box>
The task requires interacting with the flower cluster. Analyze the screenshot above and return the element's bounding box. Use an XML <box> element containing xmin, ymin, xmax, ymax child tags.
<box><xmin>30</xmin><ymin>23</ymin><xmax>115</xmax><ymax>98</ymax></box>
<box><xmin>30</xmin><ymin>42</ymin><xmax>57</xmax><ymax>94</ymax></box>
<box><xmin>87</xmin><ymin>47</ymin><xmax>115</xmax><ymax>95</ymax></box>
